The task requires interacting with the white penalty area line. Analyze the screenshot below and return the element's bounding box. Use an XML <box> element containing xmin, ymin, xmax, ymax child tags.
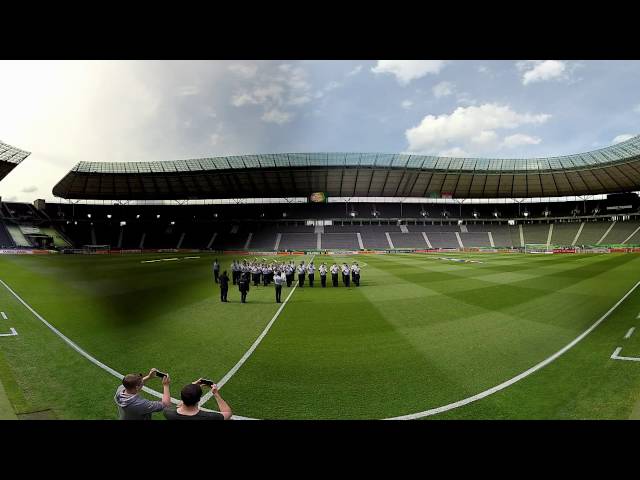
<box><xmin>386</xmin><ymin>279</ymin><xmax>640</xmax><ymax>420</ymax></box>
<box><xmin>0</xmin><ymin>278</ymin><xmax>253</xmax><ymax>420</ymax></box>
<box><xmin>625</xmin><ymin>327</ymin><xmax>636</xmax><ymax>340</ymax></box>
<box><xmin>141</xmin><ymin>257</ymin><xmax>200</xmax><ymax>264</ymax></box>
<box><xmin>1</xmin><ymin>311</ymin><xmax>7</xmax><ymax>320</ymax></box>
<box><xmin>0</xmin><ymin>327</ymin><xmax>18</xmax><ymax>337</ymax></box>
<box><xmin>199</xmin><ymin>254</ymin><xmax>315</xmax><ymax>408</ymax></box>
<box><xmin>611</xmin><ymin>347</ymin><xmax>640</xmax><ymax>362</ymax></box>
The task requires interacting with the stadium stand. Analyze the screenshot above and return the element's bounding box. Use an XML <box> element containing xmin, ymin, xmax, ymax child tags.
<box><xmin>0</xmin><ymin>220</ymin><xmax>16</xmax><ymax>248</ymax></box>
<box><xmin>522</xmin><ymin>224</ymin><xmax>552</xmax><ymax>245</ymax></box>
<box><xmin>602</xmin><ymin>221</ymin><xmax>640</xmax><ymax>244</ymax></box>
<box><xmin>574</xmin><ymin>221</ymin><xmax>612</xmax><ymax>245</ymax></box>
<box><xmin>550</xmin><ymin>222</ymin><xmax>582</xmax><ymax>245</ymax></box>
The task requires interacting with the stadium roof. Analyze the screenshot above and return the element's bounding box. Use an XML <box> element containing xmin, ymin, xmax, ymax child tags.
<box><xmin>0</xmin><ymin>141</ymin><xmax>30</xmax><ymax>183</ymax></box>
<box><xmin>52</xmin><ymin>135</ymin><xmax>640</xmax><ymax>200</ymax></box>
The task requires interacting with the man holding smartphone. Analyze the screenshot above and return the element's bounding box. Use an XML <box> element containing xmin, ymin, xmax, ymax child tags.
<box><xmin>163</xmin><ymin>379</ymin><xmax>232</xmax><ymax>420</ymax></box>
<box><xmin>114</xmin><ymin>368</ymin><xmax>171</xmax><ymax>420</ymax></box>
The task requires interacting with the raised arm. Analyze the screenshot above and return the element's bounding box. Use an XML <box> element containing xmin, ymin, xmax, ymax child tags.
<box><xmin>161</xmin><ymin>374</ymin><xmax>171</xmax><ymax>407</ymax></box>
<box><xmin>211</xmin><ymin>385</ymin><xmax>233</xmax><ymax>420</ymax></box>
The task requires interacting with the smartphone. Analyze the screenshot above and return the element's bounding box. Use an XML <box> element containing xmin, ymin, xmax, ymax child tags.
<box><xmin>199</xmin><ymin>378</ymin><xmax>214</xmax><ymax>387</ymax></box>
<box><xmin>155</xmin><ymin>370</ymin><xmax>167</xmax><ymax>378</ymax></box>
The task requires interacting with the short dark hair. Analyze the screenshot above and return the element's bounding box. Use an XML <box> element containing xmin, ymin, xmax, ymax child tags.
<box><xmin>181</xmin><ymin>384</ymin><xmax>203</xmax><ymax>406</ymax></box>
<box><xmin>123</xmin><ymin>373</ymin><xmax>143</xmax><ymax>390</ymax></box>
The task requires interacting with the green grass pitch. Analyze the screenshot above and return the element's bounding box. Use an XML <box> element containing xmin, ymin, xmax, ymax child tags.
<box><xmin>1</xmin><ymin>251</ymin><xmax>640</xmax><ymax>419</ymax></box>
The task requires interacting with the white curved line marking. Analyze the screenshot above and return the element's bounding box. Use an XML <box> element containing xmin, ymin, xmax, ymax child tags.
<box><xmin>3</xmin><ymin>275</ymin><xmax>636</xmax><ymax>420</ymax></box>
<box><xmin>386</xmin><ymin>280</ymin><xmax>640</xmax><ymax>420</ymax></box>
<box><xmin>0</xmin><ymin>278</ymin><xmax>254</xmax><ymax>420</ymax></box>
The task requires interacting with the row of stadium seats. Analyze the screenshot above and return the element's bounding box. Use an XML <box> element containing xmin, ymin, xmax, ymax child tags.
<box><xmin>54</xmin><ymin>220</ymin><xmax>640</xmax><ymax>250</ymax></box>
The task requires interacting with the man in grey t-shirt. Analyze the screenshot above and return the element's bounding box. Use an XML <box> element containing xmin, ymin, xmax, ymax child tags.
<box><xmin>114</xmin><ymin>368</ymin><xmax>171</xmax><ymax>420</ymax></box>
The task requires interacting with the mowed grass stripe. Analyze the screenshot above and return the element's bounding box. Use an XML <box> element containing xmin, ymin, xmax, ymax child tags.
<box><xmin>218</xmin><ymin>253</ymin><xmax>640</xmax><ymax>419</ymax></box>
<box><xmin>0</xmin><ymin>254</ymin><xmax>310</xmax><ymax>401</ymax></box>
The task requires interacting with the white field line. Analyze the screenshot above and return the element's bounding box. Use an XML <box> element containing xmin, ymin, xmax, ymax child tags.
<box><xmin>386</xmin><ymin>279</ymin><xmax>640</xmax><ymax>420</ymax></box>
<box><xmin>611</xmin><ymin>347</ymin><xmax>640</xmax><ymax>362</ymax></box>
<box><xmin>141</xmin><ymin>259</ymin><xmax>162</xmax><ymax>263</ymax></box>
<box><xmin>625</xmin><ymin>327</ymin><xmax>636</xmax><ymax>339</ymax></box>
<box><xmin>637</xmin><ymin>312</ymin><xmax>640</xmax><ymax>319</ymax></box>
<box><xmin>1</xmin><ymin>311</ymin><xmax>7</xmax><ymax>320</ymax></box>
<box><xmin>0</xmin><ymin>278</ymin><xmax>253</xmax><ymax>420</ymax></box>
<box><xmin>0</xmin><ymin>327</ymin><xmax>18</xmax><ymax>337</ymax></box>
<box><xmin>200</xmin><ymin>254</ymin><xmax>315</xmax><ymax>408</ymax></box>
<box><xmin>184</xmin><ymin>257</ymin><xmax>200</xmax><ymax>260</ymax></box>
<box><xmin>162</xmin><ymin>258</ymin><xmax>179</xmax><ymax>262</ymax></box>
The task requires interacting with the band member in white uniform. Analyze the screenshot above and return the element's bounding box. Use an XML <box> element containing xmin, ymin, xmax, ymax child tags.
<box><xmin>330</xmin><ymin>263</ymin><xmax>339</xmax><ymax>287</ymax></box>
<box><xmin>341</xmin><ymin>263</ymin><xmax>351</xmax><ymax>287</ymax></box>
<box><xmin>307</xmin><ymin>262</ymin><xmax>315</xmax><ymax>288</ymax></box>
<box><xmin>351</xmin><ymin>262</ymin><xmax>360</xmax><ymax>287</ymax></box>
<box><xmin>297</xmin><ymin>261</ymin><xmax>306</xmax><ymax>287</ymax></box>
<box><xmin>274</xmin><ymin>270</ymin><xmax>284</xmax><ymax>303</ymax></box>
<box><xmin>319</xmin><ymin>263</ymin><xmax>327</xmax><ymax>288</ymax></box>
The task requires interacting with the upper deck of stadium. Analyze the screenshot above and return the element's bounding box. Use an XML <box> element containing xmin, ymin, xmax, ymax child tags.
<box><xmin>52</xmin><ymin>135</ymin><xmax>640</xmax><ymax>200</ymax></box>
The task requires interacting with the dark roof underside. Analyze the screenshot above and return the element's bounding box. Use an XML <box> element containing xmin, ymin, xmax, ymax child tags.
<box><xmin>52</xmin><ymin>136</ymin><xmax>640</xmax><ymax>200</ymax></box>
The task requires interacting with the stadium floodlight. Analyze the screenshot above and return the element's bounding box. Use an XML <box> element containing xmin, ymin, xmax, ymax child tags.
<box><xmin>472</xmin><ymin>211</ymin><xmax>478</xmax><ymax>218</ymax></box>
<box><xmin>213</xmin><ymin>213</ymin><xmax>218</xmax><ymax>218</ymax></box>
<box><xmin>66</xmin><ymin>220</ymin><xmax>70</xmax><ymax>224</ymax></box>
<box><xmin>74</xmin><ymin>221</ymin><xmax>77</xmax><ymax>225</ymax></box>
<box><xmin>170</xmin><ymin>221</ymin><xmax>175</xmax><ymax>225</ymax></box>
<box><xmin>87</xmin><ymin>214</ymin><xmax>91</xmax><ymax>218</ymax></box>
<box><xmin>523</xmin><ymin>210</ymin><xmax>529</xmax><ymax>217</ymax></box>
<box><xmin>282</xmin><ymin>212</ymin><xmax>287</xmax><ymax>218</ymax></box>
<box><xmin>350</xmin><ymin>211</ymin><xmax>357</xmax><ymax>218</ymax></box>
<box><xmin>420</xmin><ymin>210</ymin><xmax>427</xmax><ymax>217</ymax></box>
<box><xmin>120</xmin><ymin>221</ymin><xmax>126</xmax><ymax>227</ymax></box>
<box><xmin>493</xmin><ymin>210</ymin><xmax>499</xmax><ymax>218</ymax></box>
<box><xmin>543</xmin><ymin>208</ymin><xmax>550</xmax><ymax>217</ymax></box>
<box><xmin>156</xmin><ymin>214</ymin><xmax>161</xmax><ymax>219</ymax></box>
<box><xmin>107</xmin><ymin>214</ymin><xmax>112</xmax><ymax>219</ymax></box>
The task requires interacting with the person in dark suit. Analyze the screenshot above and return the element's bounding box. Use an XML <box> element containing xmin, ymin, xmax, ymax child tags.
<box><xmin>238</xmin><ymin>272</ymin><xmax>250</xmax><ymax>303</ymax></box>
<box><xmin>219</xmin><ymin>270</ymin><xmax>229</xmax><ymax>302</ymax></box>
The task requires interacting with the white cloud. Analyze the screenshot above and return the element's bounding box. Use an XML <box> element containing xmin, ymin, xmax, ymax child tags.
<box><xmin>518</xmin><ymin>60</ymin><xmax>568</xmax><ymax>85</ymax></box>
<box><xmin>261</xmin><ymin>108</ymin><xmax>293</xmax><ymax>124</ymax></box>
<box><xmin>347</xmin><ymin>65</ymin><xmax>362</xmax><ymax>76</ymax></box>
<box><xmin>477</xmin><ymin>65</ymin><xmax>490</xmax><ymax>74</ymax></box>
<box><xmin>405</xmin><ymin>103</ymin><xmax>550</xmax><ymax>155</ymax></box>
<box><xmin>440</xmin><ymin>147</ymin><xmax>467</xmax><ymax>157</ymax></box>
<box><xmin>502</xmin><ymin>133</ymin><xmax>541</xmax><ymax>148</ymax></box>
<box><xmin>177</xmin><ymin>85</ymin><xmax>199</xmax><ymax>96</ymax></box>
<box><xmin>612</xmin><ymin>133</ymin><xmax>635</xmax><ymax>144</ymax></box>
<box><xmin>228</xmin><ymin>63</ymin><xmax>258</xmax><ymax>79</ymax></box>
<box><xmin>371</xmin><ymin>60</ymin><xmax>447</xmax><ymax>86</ymax></box>
<box><xmin>401</xmin><ymin>100</ymin><xmax>413</xmax><ymax>109</ymax></box>
<box><xmin>230</xmin><ymin>63</ymin><xmax>311</xmax><ymax>125</ymax></box>
<box><xmin>471</xmin><ymin>130</ymin><xmax>498</xmax><ymax>145</ymax></box>
<box><xmin>433</xmin><ymin>81</ymin><xmax>454</xmax><ymax>98</ymax></box>
<box><xmin>634</xmin><ymin>104</ymin><xmax>640</xmax><ymax>114</ymax></box>
<box><xmin>209</xmin><ymin>133</ymin><xmax>220</xmax><ymax>146</ymax></box>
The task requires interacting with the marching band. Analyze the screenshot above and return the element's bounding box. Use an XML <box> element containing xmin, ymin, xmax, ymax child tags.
<box><xmin>220</xmin><ymin>258</ymin><xmax>362</xmax><ymax>303</ymax></box>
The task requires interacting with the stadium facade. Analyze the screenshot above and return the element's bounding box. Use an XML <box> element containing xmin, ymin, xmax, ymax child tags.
<box><xmin>1</xmin><ymin>137</ymin><xmax>640</xmax><ymax>253</ymax></box>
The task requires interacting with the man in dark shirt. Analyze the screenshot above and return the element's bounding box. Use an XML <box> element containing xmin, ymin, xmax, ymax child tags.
<box><xmin>163</xmin><ymin>380</ymin><xmax>232</xmax><ymax>420</ymax></box>
<box><xmin>238</xmin><ymin>272</ymin><xmax>250</xmax><ymax>303</ymax></box>
<box><xmin>219</xmin><ymin>270</ymin><xmax>229</xmax><ymax>302</ymax></box>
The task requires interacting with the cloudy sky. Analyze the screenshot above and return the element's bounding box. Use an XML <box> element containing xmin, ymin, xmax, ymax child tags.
<box><xmin>1</xmin><ymin>60</ymin><xmax>639</xmax><ymax>202</ymax></box>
